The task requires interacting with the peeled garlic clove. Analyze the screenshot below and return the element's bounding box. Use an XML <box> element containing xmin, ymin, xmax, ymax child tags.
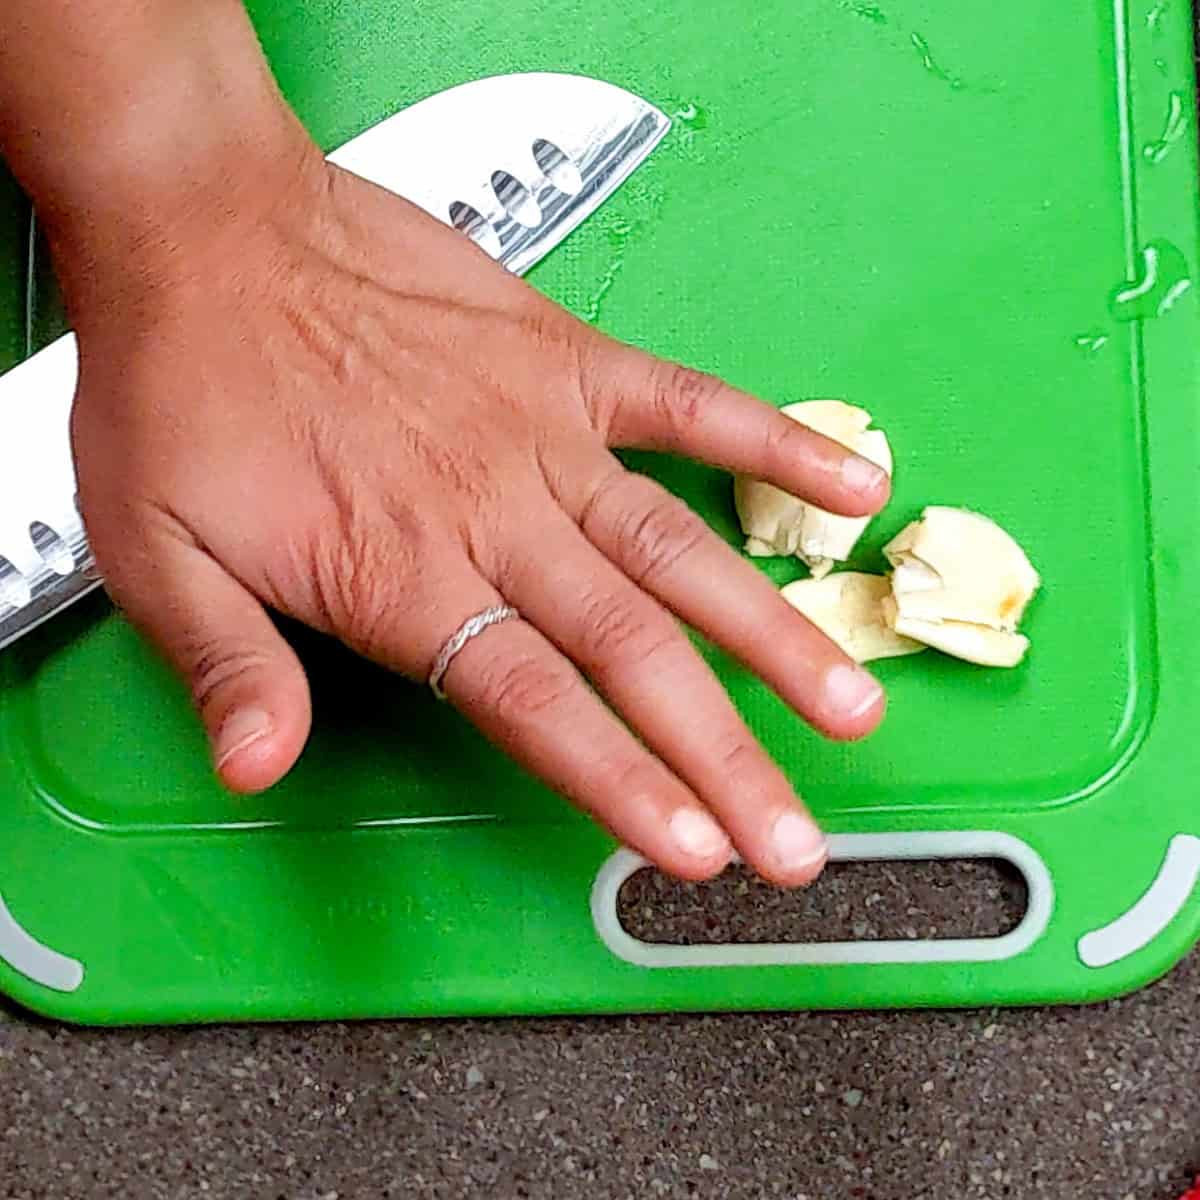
<box><xmin>880</xmin><ymin>508</ymin><xmax>1039</xmax><ymax>669</ymax></box>
<box><xmin>744</xmin><ymin>535</ymin><xmax>783</xmax><ymax>557</ymax></box>
<box><xmin>735</xmin><ymin>476</ymin><xmax>805</xmax><ymax>558</ymax></box>
<box><xmin>734</xmin><ymin>401</ymin><xmax>893</xmax><ymax>573</ymax></box>
<box><xmin>782</xmin><ymin>572</ymin><xmax>926</xmax><ymax>664</ymax></box>
<box><xmin>887</xmin><ymin>611</ymin><xmax>1031</xmax><ymax>668</ymax></box>
<box><xmin>884</xmin><ymin>506</ymin><xmax>1039</xmax><ymax>632</ymax></box>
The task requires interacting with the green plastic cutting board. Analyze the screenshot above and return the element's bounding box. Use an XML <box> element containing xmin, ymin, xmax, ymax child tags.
<box><xmin>2</xmin><ymin>0</ymin><xmax>1199</xmax><ymax>1024</ymax></box>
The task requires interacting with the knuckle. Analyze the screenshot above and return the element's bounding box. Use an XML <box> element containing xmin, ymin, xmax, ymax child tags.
<box><xmin>514</xmin><ymin>307</ymin><xmax>575</xmax><ymax>358</ymax></box>
<box><xmin>578</xmin><ymin>589</ymin><xmax>679</xmax><ymax>670</ymax></box>
<box><xmin>651</xmin><ymin>363</ymin><xmax>723</xmax><ymax>434</ymax></box>
<box><xmin>402</xmin><ymin>422</ymin><xmax>496</xmax><ymax>509</ymax></box>
<box><xmin>762</xmin><ymin>409</ymin><xmax>805</xmax><ymax>462</ymax></box>
<box><xmin>376</xmin><ymin>497</ymin><xmax>435</xmax><ymax>578</ymax></box>
<box><xmin>530</xmin><ymin>431</ymin><xmax>575</xmax><ymax>508</ymax></box>
<box><xmin>279</xmin><ymin>286</ymin><xmax>360</xmax><ymax>387</ymax></box>
<box><xmin>342</xmin><ymin>595</ymin><xmax>405</xmax><ymax>666</ymax></box>
<box><xmin>713</xmin><ymin>733</ymin><xmax>766</xmax><ymax>789</ymax></box>
<box><xmin>188</xmin><ymin>641</ymin><xmax>274</xmax><ymax>715</ymax></box>
<box><xmin>577</xmin><ymin>469</ymin><xmax>627</xmax><ymax>540</ymax></box>
<box><xmin>591</xmin><ymin>754</ymin><xmax>664</xmax><ymax>810</ymax></box>
<box><xmin>310</xmin><ymin>521</ymin><xmax>419</xmax><ymax>662</ymax></box>
<box><xmin>479</xmin><ymin>655</ymin><xmax>578</xmax><ymax>727</ymax></box>
<box><xmin>573</xmin><ymin>334</ymin><xmax>619</xmax><ymax>433</ymax></box>
<box><xmin>615</xmin><ymin>492</ymin><xmax>707</xmax><ymax>586</ymax></box>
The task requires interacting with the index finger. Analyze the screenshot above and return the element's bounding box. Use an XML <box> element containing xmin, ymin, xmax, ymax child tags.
<box><xmin>582</xmin><ymin>339</ymin><xmax>890</xmax><ymax>519</ymax></box>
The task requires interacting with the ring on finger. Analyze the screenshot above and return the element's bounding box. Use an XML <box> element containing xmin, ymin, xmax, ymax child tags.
<box><xmin>428</xmin><ymin>604</ymin><xmax>521</xmax><ymax>700</ymax></box>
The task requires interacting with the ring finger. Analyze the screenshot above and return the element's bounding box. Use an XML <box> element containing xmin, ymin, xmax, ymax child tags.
<box><xmin>401</xmin><ymin>562</ymin><xmax>734</xmax><ymax>881</ymax></box>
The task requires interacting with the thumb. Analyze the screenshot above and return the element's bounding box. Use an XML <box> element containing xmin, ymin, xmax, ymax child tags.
<box><xmin>94</xmin><ymin>515</ymin><xmax>312</xmax><ymax>794</ymax></box>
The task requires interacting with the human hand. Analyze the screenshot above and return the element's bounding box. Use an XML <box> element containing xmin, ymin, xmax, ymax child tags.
<box><xmin>48</xmin><ymin>97</ymin><xmax>888</xmax><ymax>889</ymax></box>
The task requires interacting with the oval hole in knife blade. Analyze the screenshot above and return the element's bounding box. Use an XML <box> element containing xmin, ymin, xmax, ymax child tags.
<box><xmin>448</xmin><ymin>201</ymin><xmax>503</xmax><ymax>259</ymax></box>
<box><xmin>532</xmin><ymin>140</ymin><xmax>584</xmax><ymax>196</ymax></box>
<box><xmin>29</xmin><ymin>521</ymin><xmax>75</xmax><ymax>577</ymax></box>
<box><xmin>490</xmin><ymin>171</ymin><xmax>542</xmax><ymax>228</ymax></box>
<box><xmin>0</xmin><ymin>557</ymin><xmax>32</xmax><ymax>612</ymax></box>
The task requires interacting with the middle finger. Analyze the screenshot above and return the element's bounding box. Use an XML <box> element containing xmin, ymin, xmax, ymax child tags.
<box><xmin>500</xmin><ymin>506</ymin><xmax>833</xmax><ymax>886</ymax></box>
<box><xmin>574</xmin><ymin>463</ymin><xmax>887</xmax><ymax>740</ymax></box>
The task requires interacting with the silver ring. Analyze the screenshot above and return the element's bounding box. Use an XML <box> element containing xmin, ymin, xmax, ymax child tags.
<box><xmin>428</xmin><ymin>604</ymin><xmax>520</xmax><ymax>700</ymax></box>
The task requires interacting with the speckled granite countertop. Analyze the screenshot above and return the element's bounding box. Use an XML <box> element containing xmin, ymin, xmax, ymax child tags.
<box><xmin>1</xmin><ymin>936</ymin><xmax>1196</xmax><ymax>1198</ymax></box>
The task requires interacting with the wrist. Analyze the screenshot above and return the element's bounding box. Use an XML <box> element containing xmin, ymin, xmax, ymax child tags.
<box><xmin>2</xmin><ymin>1</ymin><xmax>322</xmax><ymax>308</ymax></box>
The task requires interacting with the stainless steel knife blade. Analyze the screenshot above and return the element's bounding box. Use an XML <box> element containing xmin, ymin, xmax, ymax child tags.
<box><xmin>0</xmin><ymin>73</ymin><xmax>670</xmax><ymax>651</ymax></box>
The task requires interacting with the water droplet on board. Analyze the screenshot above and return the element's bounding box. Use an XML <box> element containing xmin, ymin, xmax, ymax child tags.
<box><xmin>578</xmin><ymin>211</ymin><xmax>640</xmax><ymax>326</ymax></box>
<box><xmin>1110</xmin><ymin>240</ymin><xmax>1193</xmax><ymax>321</ymax></box>
<box><xmin>571</xmin><ymin>141</ymin><xmax>673</xmax><ymax>327</ymax></box>
<box><xmin>667</xmin><ymin>100</ymin><xmax>710</xmax><ymax>164</ymax></box>
<box><xmin>1143</xmin><ymin>91</ymin><xmax>1186</xmax><ymax>164</ymax></box>
<box><xmin>911</xmin><ymin>32</ymin><xmax>966</xmax><ymax>90</ymax></box>
<box><xmin>1073</xmin><ymin>331</ymin><xmax>1110</xmax><ymax>354</ymax></box>
<box><xmin>583</xmin><ymin>260</ymin><xmax>625</xmax><ymax>326</ymax></box>
<box><xmin>1146</xmin><ymin>0</ymin><xmax>1169</xmax><ymax>33</ymax></box>
<box><xmin>602</xmin><ymin>214</ymin><xmax>634</xmax><ymax>255</ymax></box>
<box><xmin>840</xmin><ymin>0</ymin><xmax>889</xmax><ymax>23</ymax></box>
<box><xmin>673</xmin><ymin>102</ymin><xmax>710</xmax><ymax>130</ymax></box>
<box><xmin>1153</xmin><ymin>56</ymin><xmax>1169</xmax><ymax>76</ymax></box>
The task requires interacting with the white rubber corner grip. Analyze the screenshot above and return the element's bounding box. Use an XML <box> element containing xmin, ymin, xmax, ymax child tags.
<box><xmin>591</xmin><ymin>831</ymin><xmax>1054</xmax><ymax>969</ymax></box>
<box><xmin>1077</xmin><ymin>834</ymin><xmax>1200</xmax><ymax>969</ymax></box>
<box><xmin>0</xmin><ymin>890</ymin><xmax>83</xmax><ymax>992</ymax></box>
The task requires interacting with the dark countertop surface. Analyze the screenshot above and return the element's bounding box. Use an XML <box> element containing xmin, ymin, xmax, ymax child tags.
<box><xmin>1</xmin><ymin>921</ymin><xmax>1197</xmax><ymax>1199</ymax></box>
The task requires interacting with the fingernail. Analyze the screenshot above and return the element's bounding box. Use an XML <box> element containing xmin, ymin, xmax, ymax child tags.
<box><xmin>771</xmin><ymin>809</ymin><xmax>829</xmax><ymax>870</ymax></box>
<box><xmin>824</xmin><ymin>663</ymin><xmax>884</xmax><ymax>720</ymax></box>
<box><xmin>669</xmin><ymin>808</ymin><xmax>731</xmax><ymax>860</ymax></box>
<box><xmin>841</xmin><ymin>452</ymin><xmax>887</xmax><ymax>493</ymax></box>
<box><xmin>214</xmin><ymin>707</ymin><xmax>272</xmax><ymax>768</ymax></box>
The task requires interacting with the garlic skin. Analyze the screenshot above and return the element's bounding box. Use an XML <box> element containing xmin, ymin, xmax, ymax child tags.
<box><xmin>735</xmin><ymin>401</ymin><xmax>893</xmax><ymax>578</ymax></box>
<box><xmin>882</xmin><ymin>507</ymin><xmax>1040</xmax><ymax>667</ymax></box>
<box><xmin>781</xmin><ymin>572</ymin><xmax>926</xmax><ymax>664</ymax></box>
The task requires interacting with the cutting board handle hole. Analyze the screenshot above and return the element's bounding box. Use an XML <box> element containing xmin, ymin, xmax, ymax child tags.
<box><xmin>617</xmin><ymin>858</ymin><xmax>1029</xmax><ymax>946</ymax></box>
